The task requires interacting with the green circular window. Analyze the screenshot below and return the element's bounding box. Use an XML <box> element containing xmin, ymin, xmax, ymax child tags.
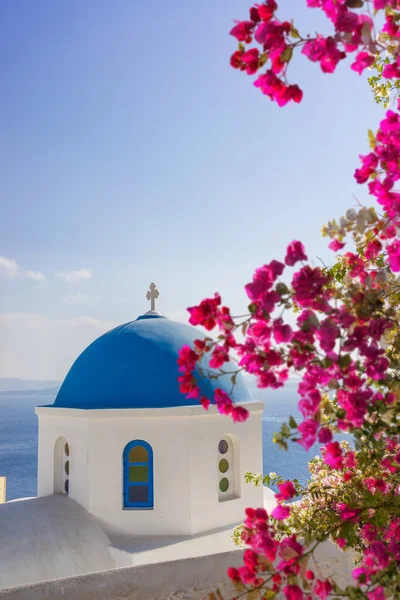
<box><xmin>219</xmin><ymin>477</ymin><xmax>229</xmax><ymax>493</ymax></box>
<box><xmin>218</xmin><ymin>440</ymin><xmax>228</xmax><ymax>454</ymax></box>
<box><xmin>64</xmin><ymin>442</ymin><xmax>69</xmax><ymax>457</ymax></box>
<box><xmin>65</xmin><ymin>460</ymin><xmax>70</xmax><ymax>476</ymax></box>
<box><xmin>219</xmin><ymin>459</ymin><xmax>229</xmax><ymax>473</ymax></box>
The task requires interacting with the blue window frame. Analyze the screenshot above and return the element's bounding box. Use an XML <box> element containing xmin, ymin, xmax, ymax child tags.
<box><xmin>123</xmin><ymin>440</ymin><xmax>154</xmax><ymax>509</ymax></box>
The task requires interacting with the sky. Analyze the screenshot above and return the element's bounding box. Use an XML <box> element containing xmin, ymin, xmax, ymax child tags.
<box><xmin>0</xmin><ymin>0</ymin><xmax>385</xmax><ymax>380</ymax></box>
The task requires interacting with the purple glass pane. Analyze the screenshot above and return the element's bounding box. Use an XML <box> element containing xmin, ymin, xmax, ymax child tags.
<box><xmin>128</xmin><ymin>485</ymin><xmax>148</xmax><ymax>503</ymax></box>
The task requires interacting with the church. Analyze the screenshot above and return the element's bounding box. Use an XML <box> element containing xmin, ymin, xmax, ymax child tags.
<box><xmin>0</xmin><ymin>285</ymin><xmax>267</xmax><ymax>591</ymax></box>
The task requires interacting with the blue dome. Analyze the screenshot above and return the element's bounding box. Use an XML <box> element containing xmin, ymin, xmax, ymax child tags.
<box><xmin>53</xmin><ymin>315</ymin><xmax>252</xmax><ymax>410</ymax></box>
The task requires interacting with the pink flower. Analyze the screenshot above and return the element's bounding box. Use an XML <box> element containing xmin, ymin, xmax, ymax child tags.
<box><xmin>273</xmin><ymin>318</ymin><xmax>293</xmax><ymax>343</ymax></box>
<box><xmin>318</xmin><ymin>427</ymin><xmax>333</xmax><ymax>443</ymax></box>
<box><xmin>245</xmin><ymin>261</ymin><xmax>284</xmax><ymax>302</ymax></box>
<box><xmin>299</xmin><ymin>390</ymin><xmax>321</xmax><ymax>418</ymax></box>
<box><xmin>328</xmin><ymin>238</ymin><xmax>345</xmax><ymax>251</ymax></box>
<box><xmin>292</xmin><ymin>266</ymin><xmax>329</xmax><ymax>311</ymax></box>
<box><xmin>323</xmin><ymin>441</ymin><xmax>343</xmax><ymax>470</ymax></box>
<box><xmin>285</xmin><ymin>240</ymin><xmax>308</xmax><ymax>266</ymax></box>
<box><xmin>200</xmin><ymin>396</ymin><xmax>210</xmax><ymax>410</ymax></box>
<box><xmin>275</xmin><ymin>481</ymin><xmax>297</xmax><ymax>502</ymax></box>
<box><xmin>338</xmin><ymin>503</ymin><xmax>360</xmax><ymax>522</ymax></box>
<box><xmin>271</xmin><ymin>504</ymin><xmax>291</xmax><ymax>520</ymax></box>
<box><xmin>241</xmin><ymin>48</ymin><xmax>260</xmax><ymax>75</ymax></box>
<box><xmin>365</xmin><ymin>239</ymin><xmax>382</xmax><ymax>260</ymax></box>
<box><xmin>351</xmin><ymin>52</ymin><xmax>375</xmax><ymax>76</ymax></box>
<box><xmin>238</xmin><ymin>565</ymin><xmax>256</xmax><ymax>584</ymax></box>
<box><xmin>284</xmin><ymin>585</ymin><xmax>304</xmax><ymax>600</ymax></box>
<box><xmin>231</xmin><ymin>405</ymin><xmax>249</xmax><ymax>422</ymax></box>
<box><xmin>387</xmin><ymin>239</ymin><xmax>400</xmax><ymax>272</ymax></box>
<box><xmin>177</xmin><ymin>345</ymin><xmax>198</xmax><ymax>372</ymax></box>
<box><xmin>187</xmin><ymin>294</ymin><xmax>221</xmax><ymax>330</ymax></box>
<box><xmin>178</xmin><ymin>372</ymin><xmax>200</xmax><ymax>399</ymax></box>
<box><xmin>209</xmin><ymin>345</ymin><xmax>229</xmax><ymax>368</ymax></box>
<box><xmin>314</xmin><ymin>579</ymin><xmax>333</xmax><ymax>599</ymax></box>
<box><xmin>258</xmin><ymin>1</ymin><xmax>278</xmax><ymax>22</ymax></box>
<box><xmin>302</xmin><ymin>35</ymin><xmax>346</xmax><ymax>73</ymax></box>
<box><xmin>214</xmin><ymin>388</ymin><xmax>233</xmax><ymax>416</ymax></box>
<box><xmin>297</xmin><ymin>419</ymin><xmax>318</xmax><ymax>450</ymax></box>
<box><xmin>382</xmin><ymin>58</ymin><xmax>400</xmax><ymax>79</ymax></box>
<box><xmin>316</xmin><ymin>321</ymin><xmax>339</xmax><ymax>352</ymax></box>
<box><xmin>230</xmin><ymin>20</ymin><xmax>254</xmax><ymax>43</ymax></box>
<box><xmin>368</xmin><ymin>587</ymin><xmax>386</xmax><ymax>600</ymax></box>
<box><xmin>227</xmin><ymin>567</ymin><xmax>240</xmax><ymax>582</ymax></box>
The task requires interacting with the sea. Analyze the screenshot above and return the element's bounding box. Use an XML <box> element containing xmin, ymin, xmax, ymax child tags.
<box><xmin>0</xmin><ymin>383</ymin><xmax>329</xmax><ymax>501</ymax></box>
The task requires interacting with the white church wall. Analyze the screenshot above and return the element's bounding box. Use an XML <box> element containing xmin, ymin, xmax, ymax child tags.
<box><xmin>36</xmin><ymin>403</ymin><xmax>263</xmax><ymax>538</ymax></box>
<box><xmin>86</xmin><ymin>410</ymin><xmax>193</xmax><ymax>536</ymax></box>
<box><xmin>189</xmin><ymin>404</ymin><xmax>264</xmax><ymax>535</ymax></box>
<box><xmin>36</xmin><ymin>408</ymin><xmax>90</xmax><ymax>510</ymax></box>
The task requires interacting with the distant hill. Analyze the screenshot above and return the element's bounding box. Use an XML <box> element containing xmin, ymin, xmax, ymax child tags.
<box><xmin>0</xmin><ymin>386</ymin><xmax>60</xmax><ymax>397</ymax></box>
<box><xmin>0</xmin><ymin>378</ymin><xmax>60</xmax><ymax>392</ymax></box>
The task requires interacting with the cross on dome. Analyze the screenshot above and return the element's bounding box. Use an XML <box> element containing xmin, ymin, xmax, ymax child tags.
<box><xmin>146</xmin><ymin>282</ymin><xmax>159</xmax><ymax>313</ymax></box>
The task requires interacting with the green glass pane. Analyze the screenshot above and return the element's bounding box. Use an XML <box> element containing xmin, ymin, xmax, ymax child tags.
<box><xmin>219</xmin><ymin>459</ymin><xmax>229</xmax><ymax>473</ymax></box>
<box><xmin>129</xmin><ymin>445</ymin><xmax>148</xmax><ymax>463</ymax></box>
<box><xmin>64</xmin><ymin>442</ymin><xmax>69</xmax><ymax>457</ymax></box>
<box><xmin>129</xmin><ymin>465</ymin><xmax>148</xmax><ymax>483</ymax></box>
<box><xmin>65</xmin><ymin>460</ymin><xmax>70</xmax><ymax>476</ymax></box>
<box><xmin>219</xmin><ymin>477</ymin><xmax>229</xmax><ymax>493</ymax></box>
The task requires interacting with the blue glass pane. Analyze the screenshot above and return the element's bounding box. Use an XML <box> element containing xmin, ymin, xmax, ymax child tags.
<box><xmin>128</xmin><ymin>485</ymin><xmax>148</xmax><ymax>503</ymax></box>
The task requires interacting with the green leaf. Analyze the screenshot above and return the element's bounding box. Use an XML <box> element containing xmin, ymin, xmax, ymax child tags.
<box><xmin>339</xmin><ymin>354</ymin><xmax>351</xmax><ymax>368</ymax></box>
<box><xmin>289</xmin><ymin>415</ymin><xmax>298</xmax><ymax>429</ymax></box>
<box><xmin>281</xmin><ymin>46</ymin><xmax>293</xmax><ymax>63</ymax></box>
<box><xmin>276</xmin><ymin>282</ymin><xmax>289</xmax><ymax>296</ymax></box>
<box><xmin>258</xmin><ymin>53</ymin><xmax>268</xmax><ymax>68</ymax></box>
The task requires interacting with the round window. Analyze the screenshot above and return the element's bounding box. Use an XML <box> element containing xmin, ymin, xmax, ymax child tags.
<box><xmin>65</xmin><ymin>460</ymin><xmax>69</xmax><ymax>476</ymax></box>
<box><xmin>218</xmin><ymin>439</ymin><xmax>228</xmax><ymax>454</ymax></box>
<box><xmin>64</xmin><ymin>479</ymin><xmax>69</xmax><ymax>495</ymax></box>
<box><xmin>219</xmin><ymin>458</ymin><xmax>229</xmax><ymax>473</ymax></box>
<box><xmin>64</xmin><ymin>442</ymin><xmax>69</xmax><ymax>457</ymax></box>
<box><xmin>219</xmin><ymin>477</ymin><xmax>229</xmax><ymax>493</ymax></box>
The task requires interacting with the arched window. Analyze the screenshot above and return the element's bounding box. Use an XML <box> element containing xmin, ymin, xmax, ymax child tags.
<box><xmin>54</xmin><ymin>437</ymin><xmax>70</xmax><ymax>495</ymax></box>
<box><xmin>123</xmin><ymin>440</ymin><xmax>154</xmax><ymax>509</ymax></box>
<box><xmin>217</xmin><ymin>435</ymin><xmax>239</xmax><ymax>502</ymax></box>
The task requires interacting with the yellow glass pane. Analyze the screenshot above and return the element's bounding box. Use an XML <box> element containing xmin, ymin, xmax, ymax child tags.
<box><xmin>129</xmin><ymin>445</ymin><xmax>148</xmax><ymax>463</ymax></box>
<box><xmin>219</xmin><ymin>459</ymin><xmax>229</xmax><ymax>473</ymax></box>
<box><xmin>129</xmin><ymin>465</ymin><xmax>148</xmax><ymax>483</ymax></box>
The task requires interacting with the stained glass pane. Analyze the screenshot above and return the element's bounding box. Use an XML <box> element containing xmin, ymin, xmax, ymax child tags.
<box><xmin>64</xmin><ymin>479</ymin><xmax>69</xmax><ymax>494</ymax></box>
<box><xmin>65</xmin><ymin>460</ymin><xmax>70</xmax><ymax>476</ymax></box>
<box><xmin>219</xmin><ymin>477</ymin><xmax>229</xmax><ymax>493</ymax></box>
<box><xmin>129</xmin><ymin>465</ymin><xmax>148</xmax><ymax>483</ymax></box>
<box><xmin>128</xmin><ymin>485</ymin><xmax>149</xmax><ymax>503</ymax></box>
<box><xmin>218</xmin><ymin>440</ymin><xmax>228</xmax><ymax>454</ymax></box>
<box><xmin>219</xmin><ymin>459</ymin><xmax>229</xmax><ymax>473</ymax></box>
<box><xmin>64</xmin><ymin>442</ymin><xmax>69</xmax><ymax>457</ymax></box>
<box><xmin>129</xmin><ymin>445</ymin><xmax>148</xmax><ymax>463</ymax></box>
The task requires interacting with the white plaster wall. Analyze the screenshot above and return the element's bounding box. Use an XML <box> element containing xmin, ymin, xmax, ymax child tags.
<box><xmin>36</xmin><ymin>404</ymin><xmax>263</xmax><ymax>538</ymax></box>
<box><xmin>190</xmin><ymin>407</ymin><xmax>264</xmax><ymax>534</ymax></box>
<box><xmin>36</xmin><ymin>409</ymin><xmax>90</xmax><ymax>510</ymax></box>
<box><xmin>87</xmin><ymin>412</ymin><xmax>193</xmax><ymax>536</ymax></box>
